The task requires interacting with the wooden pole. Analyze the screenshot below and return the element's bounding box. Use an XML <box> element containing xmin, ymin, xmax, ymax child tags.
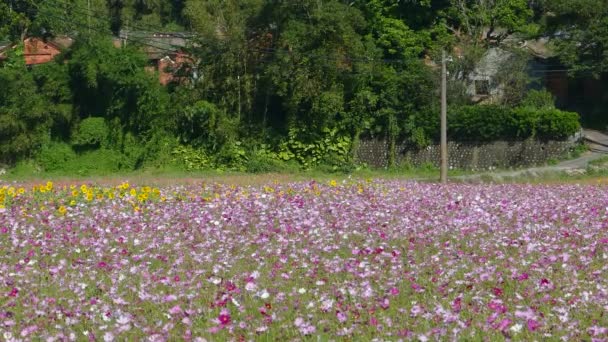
<box><xmin>440</xmin><ymin>49</ymin><xmax>448</xmax><ymax>183</ymax></box>
<box><xmin>87</xmin><ymin>0</ymin><xmax>91</xmax><ymax>36</ymax></box>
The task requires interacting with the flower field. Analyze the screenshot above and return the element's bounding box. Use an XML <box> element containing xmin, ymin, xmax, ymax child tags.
<box><xmin>1</xmin><ymin>180</ymin><xmax>608</xmax><ymax>341</ymax></box>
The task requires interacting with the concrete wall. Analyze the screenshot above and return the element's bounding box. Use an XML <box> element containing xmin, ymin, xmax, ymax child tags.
<box><xmin>356</xmin><ymin>139</ymin><xmax>577</xmax><ymax>170</ymax></box>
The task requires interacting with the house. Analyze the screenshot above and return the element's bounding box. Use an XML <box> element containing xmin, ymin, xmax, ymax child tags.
<box><xmin>0</xmin><ymin>32</ymin><xmax>195</xmax><ymax>85</ymax></box>
<box><xmin>22</xmin><ymin>36</ymin><xmax>74</xmax><ymax>65</ymax></box>
<box><xmin>0</xmin><ymin>37</ymin><xmax>74</xmax><ymax>65</ymax></box>
<box><xmin>114</xmin><ymin>30</ymin><xmax>195</xmax><ymax>85</ymax></box>
<box><xmin>466</xmin><ymin>47</ymin><xmax>516</xmax><ymax>103</ymax></box>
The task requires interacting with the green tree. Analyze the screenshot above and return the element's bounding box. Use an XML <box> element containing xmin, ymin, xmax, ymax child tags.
<box><xmin>542</xmin><ymin>0</ymin><xmax>608</xmax><ymax>76</ymax></box>
<box><xmin>0</xmin><ymin>64</ymin><xmax>52</xmax><ymax>163</ymax></box>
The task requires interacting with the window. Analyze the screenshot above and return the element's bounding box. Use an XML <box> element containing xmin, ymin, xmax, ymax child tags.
<box><xmin>475</xmin><ymin>80</ymin><xmax>490</xmax><ymax>96</ymax></box>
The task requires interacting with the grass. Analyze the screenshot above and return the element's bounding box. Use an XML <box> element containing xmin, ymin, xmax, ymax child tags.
<box><xmin>2</xmin><ymin>164</ymin><xmax>477</xmax><ymax>186</ymax></box>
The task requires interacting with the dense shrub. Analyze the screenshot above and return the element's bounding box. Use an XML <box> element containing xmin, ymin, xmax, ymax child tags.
<box><xmin>71</xmin><ymin>117</ymin><xmax>109</xmax><ymax>148</ymax></box>
<box><xmin>445</xmin><ymin>105</ymin><xmax>580</xmax><ymax>142</ymax></box>
<box><xmin>536</xmin><ymin>109</ymin><xmax>581</xmax><ymax>140</ymax></box>
<box><xmin>37</xmin><ymin>142</ymin><xmax>77</xmax><ymax>172</ymax></box>
<box><xmin>449</xmin><ymin>105</ymin><xmax>514</xmax><ymax>141</ymax></box>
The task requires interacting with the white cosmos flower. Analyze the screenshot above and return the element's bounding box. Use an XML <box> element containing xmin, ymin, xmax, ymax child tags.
<box><xmin>510</xmin><ymin>324</ymin><xmax>523</xmax><ymax>333</ymax></box>
<box><xmin>259</xmin><ymin>289</ymin><xmax>270</xmax><ymax>299</ymax></box>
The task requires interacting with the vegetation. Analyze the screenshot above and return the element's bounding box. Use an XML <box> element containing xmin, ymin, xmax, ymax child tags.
<box><xmin>0</xmin><ymin>0</ymin><xmax>597</xmax><ymax>174</ymax></box>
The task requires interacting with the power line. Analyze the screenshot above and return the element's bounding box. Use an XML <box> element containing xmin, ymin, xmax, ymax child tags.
<box><xmin>38</xmin><ymin>6</ymin><xmax>186</xmax><ymax>55</ymax></box>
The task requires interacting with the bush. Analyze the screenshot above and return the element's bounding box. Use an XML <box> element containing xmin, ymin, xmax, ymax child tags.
<box><xmin>449</xmin><ymin>105</ymin><xmax>514</xmax><ymax>141</ymax></box>
<box><xmin>536</xmin><ymin>109</ymin><xmax>580</xmax><ymax>140</ymax></box>
<box><xmin>445</xmin><ymin>105</ymin><xmax>580</xmax><ymax>142</ymax></box>
<box><xmin>72</xmin><ymin>117</ymin><xmax>109</xmax><ymax>148</ymax></box>
<box><xmin>521</xmin><ymin>89</ymin><xmax>556</xmax><ymax>109</ymax></box>
<box><xmin>37</xmin><ymin>142</ymin><xmax>77</xmax><ymax>172</ymax></box>
<box><xmin>64</xmin><ymin>149</ymin><xmax>125</xmax><ymax>176</ymax></box>
<box><xmin>245</xmin><ymin>146</ymin><xmax>296</xmax><ymax>173</ymax></box>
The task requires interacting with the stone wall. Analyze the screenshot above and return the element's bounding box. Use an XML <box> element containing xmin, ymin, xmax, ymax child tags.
<box><xmin>356</xmin><ymin>139</ymin><xmax>578</xmax><ymax>170</ymax></box>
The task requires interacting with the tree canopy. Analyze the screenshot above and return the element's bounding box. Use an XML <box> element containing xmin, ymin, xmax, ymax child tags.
<box><xmin>0</xmin><ymin>0</ymin><xmax>597</xmax><ymax>171</ymax></box>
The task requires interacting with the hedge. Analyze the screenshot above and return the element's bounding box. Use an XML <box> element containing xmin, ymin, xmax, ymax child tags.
<box><xmin>445</xmin><ymin>105</ymin><xmax>580</xmax><ymax>142</ymax></box>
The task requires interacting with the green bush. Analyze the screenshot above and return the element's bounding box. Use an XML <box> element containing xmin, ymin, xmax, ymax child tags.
<box><xmin>279</xmin><ymin>127</ymin><xmax>352</xmax><ymax>169</ymax></box>
<box><xmin>245</xmin><ymin>145</ymin><xmax>297</xmax><ymax>173</ymax></box>
<box><xmin>521</xmin><ymin>89</ymin><xmax>556</xmax><ymax>109</ymax></box>
<box><xmin>37</xmin><ymin>142</ymin><xmax>77</xmax><ymax>172</ymax></box>
<box><xmin>536</xmin><ymin>109</ymin><xmax>580</xmax><ymax>140</ymax></box>
<box><xmin>171</xmin><ymin>145</ymin><xmax>212</xmax><ymax>171</ymax></box>
<box><xmin>69</xmin><ymin>149</ymin><xmax>126</xmax><ymax>175</ymax></box>
<box><xmin>444</xmin><ymin>105</ymin><xmax>580</xmax><ymax>142</ymax></box>
<box><xmin>449</xmin><ymin>105</ymin><xmax>514</xmax><ymax>141</ymax></box>
<box><xmin>72</xmin><ymin>117</ymin><xmax>109</xmax><ymax>148</ymax></box>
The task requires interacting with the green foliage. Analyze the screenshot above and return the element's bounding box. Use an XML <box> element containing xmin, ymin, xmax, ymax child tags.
<box><xmin>244</xmin><ymin>144</ymin><xmax>297</xmax><ymax>173</ymax></box>
<box><xmin>448</xmin><ymin>105</ymin><xmax>580</xmax><ymax>142</ymax></box>
<box><xmin>542</xmin><ymin>0</ymin><xmax>608</xmax><ymax>76</ymax></box>
<box><xmin>279</xmin><ymin>128</ymin><xmax>352</xmax><ymax>170</ymax></box>
<box><xmin>171</xmin><ymin>145</ymin><xmax>212</xmax><ymax>171</ymax></box>
<box><xmin>521</xmin><ymin>89</ymin><xmax>556</xmax><ymax>109</ymax></box>
<box><xmin>72</xmin><ymin>117</ymin><xmax>109</xmax><ymax>147</ymax></box>
<box><xmin>176</xmin><ymin>100</ymin><xmax>236</xmax><ymax>149</ymax></box>
<box><xmin>36</xmin><ymin>142</ymin><xmax>77</xmax><ymax>172</ymax></box>
<box><xmin>535</xmin><ymin>109</ymin><xmax>580</xmax><ymax>140</ymax></box>
<box><xmin>65</xmin><ymin>149</ymin><xmax>127</xmax><ymax>175</ymax></box>
<box><xmin>0</xmin><ymin>0</ymin><xmax>598</xmax><ymax>173</ymax></box>
<box><xmin>67</xmin><ymin>37</ymin><xmax>168</xmax><ymax>137</ymax></box>
<box><xmin>450</xmin><ymin>105</ymin><xmax>515</xmax><ymax>141</ymax></box>
<box><xmin>0</xmin><ymin>65</ymin><xmax>52</xmax><ymax>164</ymax></box>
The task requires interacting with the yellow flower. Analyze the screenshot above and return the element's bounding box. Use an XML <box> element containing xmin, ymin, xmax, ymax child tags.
<box><xmin>134</xmin><ymin>206</ymin><xmax>140</xmax><ymax>212</ymax></box>
<box><xmin>130</xmin><ymin>188</ymin><xmax>137</xmax><ymax>197</ymax></box>
<box><xmin>69</xmin><ymin>200</ymin><xmax>77</xmax><ymax>206</ymax></box>
<box><xmin>81</xmin><ymin>184</ymin><xmax>88</xmax><ymax>193</ymax></box>
<box><xmin>46</xmin><ymin>181</ymin><xmax>53</xmax><ymax>191</ymax></box>
<box><xmin>58</xmin><ymin>206</ymin><xmax>67</xmax><ymax>215</ymax></box>
<box><xmin>329</xmin><ymin>180</ymin><xmax>337</xmax><ymax>187</ymax></box>
<box><xmin>17</xmin><ymin>187</ymin><xmax>25</xmax><ymax>195</ymax></box>
<box><xmin>72</xmin><ymin>190</ymin><xmax>79</xmax><ymax>197</ymax></box>
<box><xmin>108</xmin><ymin>192</ymin><xmax>114</xmax><ymax>199</ymax></box>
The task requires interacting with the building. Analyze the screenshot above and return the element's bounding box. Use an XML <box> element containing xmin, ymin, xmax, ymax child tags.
<box><xmin>0</xmin><ymin>36</ymin><xmax>74</xmax><ymax>65</ymax></box>
<box><xmin>0</xmin><ymin>32</ymin><xmax>194</xmax><ymax>85</ymax></box>
<box><xmin>114</xmin><ymin>30</ymin><xmax>195</xmax><ymax>86</ymax></box>
<box><xmin>466</xmin><ymin>47</ymin><xmax>516</xmax><ymax>103</ymax></box>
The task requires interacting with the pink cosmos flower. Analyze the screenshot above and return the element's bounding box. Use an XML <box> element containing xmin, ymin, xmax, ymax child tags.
<box><xmin>495</xmin><ymin>318</ymin><xmax>512</xmax><ymax>331</ymax></box>
<box><xmin>169</xmin><ymin>305</ymin><xmax>182</xmax><ymax>315</ymax></box>
<box><xmin>527</xmin><ymin>319</ymin><xmax>541</xmax><ymax>331</ymax></box>
<box><xmin>218</xmin><ymin>308</ymin><xmax>231</xmax><ymax>326</ymax></box>
<box><xmin>337</xmin><ymin>311</ymin><xmax>347</xmax><ymax>323</ymax></box>
<box><xmin>452</xmin><ymin>297</ymin><xmax>462</xmax><ymax>313</ymax></box>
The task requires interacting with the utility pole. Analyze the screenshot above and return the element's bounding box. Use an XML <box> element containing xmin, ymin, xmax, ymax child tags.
<box><xmin>87</xmin><ymin>0</ymin><xmax>91</xmax><ymax>36</ymax></box>
<box><xmin>440</xmin><ymin>49</ymin><xmax>448</xmax><ymax>184</ymax></box>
